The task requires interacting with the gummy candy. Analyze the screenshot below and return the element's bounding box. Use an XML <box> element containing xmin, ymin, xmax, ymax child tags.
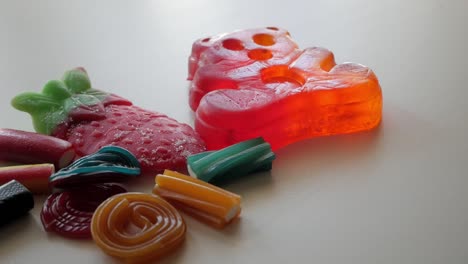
<box><xmin>153</xmin><ymin>170</ymin><xmax>241</xmax><ymax>228</ymax></box>
<box><xmin>187</xmin><ymin>137</ymin><xmax>274</xmax><ymax>184</ymax></box>
<box><xmin>0</xmin><ymin>128</ymin><xmax>75</xmax><ymax>169</ymax></box>
<box><xmin>40</xmin><ymin>183</ymin><xmax>126</xmax><ymax>239</ymax></box>
<box><xmin>91</xmin><ymin>192</ymin><xmax>186</xmax><ymax>263</ymax></box>
<box><xmin>0</xmin><ymin>164</ymin><xmax>54</xmax><ymax>194</ymax></box>
<box><xmin>49</xmin><ymin>146</ymin><xmax>140</xmax><ymax>189</ymax></box>
<box><xmin>188</xmin><ymin>27</ymin><xmax>382</xmax><ymax>150</ymax></box>
<box><xmin>0</xmin><ymin>180</ymin><xmax>34</xmax><ymax>226</ymax></box>
<box><xmin>12</xmin><ymin>68</ymin><xmax>205</xmax><ymax>173</ymax></box>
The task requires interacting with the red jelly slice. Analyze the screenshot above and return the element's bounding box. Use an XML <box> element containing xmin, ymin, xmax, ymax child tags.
<box><xmin>40</xmin><ymin>183</ymin><xmax>126</xmax><ymax>239</ymax></box>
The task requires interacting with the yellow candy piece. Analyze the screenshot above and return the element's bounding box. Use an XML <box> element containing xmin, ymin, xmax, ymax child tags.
<box><xmin>153</xmin><ymin>170</ymin><xmax>241</xmax><ymax>228</ymax></box>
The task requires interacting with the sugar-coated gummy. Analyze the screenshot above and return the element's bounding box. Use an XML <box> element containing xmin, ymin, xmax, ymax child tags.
<box><xmin>12</xmin><ymin>68</ymin><xmax>206</xmax><ymax>173</ymax></box>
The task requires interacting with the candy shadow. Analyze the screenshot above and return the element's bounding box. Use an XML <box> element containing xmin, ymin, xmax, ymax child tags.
<box><xmin>181</xmin><ymin>211</ymin><xmax>244</xmax><ymax>244</ymax></box>
<box><xmin>0</xmin><ymin>213</ymin><xmax>50</xmax><ymax>261</ymax></box>
<box><xmin>207</xmin><ymin>123</ymin><xmax>383</xmax><ymax>211</ymax></box>
<box><xmin>42</xmin><ymin>231</ymin><xmax>94</xmax><ymax>244</ymax></box>
<box><xmin>0</xmin><ymin>213</ymin><xmax>35</xmax><ymax>243</ymax></box>
<box><xmin>220</xmin><ymin>170</ymin><xmax>274</xmax><ymax>199</ymax></box>
<box><xmin>93</xmin><ymin>240</ymin><xmax>189</xmax><ymax>264</ymax></box>
<box><xmin>124</xmin><ymin>171</ymin><xmax>158</xmax><ymax>193</ymax></box>
<box><xmin>153</xmin><ymin>238</ymin><xmax>189</xmax><ymax>264</ymax></box>
<box><xmin>273</xmin><ymin>123</ymin><xmax>383</xmax><ymax>179</ymax></box>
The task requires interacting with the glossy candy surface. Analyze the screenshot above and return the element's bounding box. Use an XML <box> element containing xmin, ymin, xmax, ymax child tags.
<box><xmin>153</xmin><ymin>170</ymin><xmax>241</xmax><ymax>228</ymax></box>
<box><xmin>40</xmin><ymin>183</ymin><xmax>126</xmax><ymax>239</ymax></box>
<box><xmin>187</xmin><ymin>137</ymin><xmax>275</xmax><ymax>184</ymax></box>
<box><xmin>0</xmin><ymin>128</ymin><xmax>75</xmax><ymax>169</ymax></box>
<box><xmin>49</xmin><ymin>146</ymin><xmax>140</xmax><ymax>189</ymax></box>
<box><xmin>91</xmin><ymin>192</ymin><xmax>186</xmax><ymax>263</ymax></box>
<box><xmin>0</xmin><ymin>164</ymin><xmax>54</xmax><ymax>194</ymax></box>
<box><xmin>12</xmin><ymin>68</ymin><xmax>206</xmax><ymax>173</ymax></box>
<box><xmin>189</xmin><ymin>27</ymin><xmax>383</xmax><ymax>150</ymax></box>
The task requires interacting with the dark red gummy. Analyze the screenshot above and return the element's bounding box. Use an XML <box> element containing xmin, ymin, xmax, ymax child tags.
<box><xmin>40</xmin><ymin>183</ymin><xmax>126</xmax><ymax>239</ymax></box>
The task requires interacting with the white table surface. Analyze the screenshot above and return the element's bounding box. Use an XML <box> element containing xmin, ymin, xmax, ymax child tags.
<box><xmin>1</xmin><ymin>0</ymin><xmax>468</xmax><ymax>263</ymax></box>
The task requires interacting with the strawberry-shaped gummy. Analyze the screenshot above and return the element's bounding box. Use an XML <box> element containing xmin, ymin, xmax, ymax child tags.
<box><xmin>12</xmin><ymin>68</ymin><xmax>206</xmax><ymax>173</ymax></box>
<box><xmin>188</xmin><ymin>27</ymin><xmax>382</xmax><ymax>150</ymax></box>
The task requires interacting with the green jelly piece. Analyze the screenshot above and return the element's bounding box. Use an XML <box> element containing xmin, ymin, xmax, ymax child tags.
<box><xmin>49</xmin><ymin>146</ymin><xmax>141</xmax><ymax>189</ymax></box>
<box><xmin>187</xmin><ymin>137</ymin><xmax>275</xmax><ymax>184</ymax></box>
<box><xmin>62</xmin><ymin>68</ymin><xmax>91</xmax><ymax>93</ymax></box>
<box><xmin>11</xmin><ymin>68</ymin><xmax>111</xmax><ymax>135</ymax></box>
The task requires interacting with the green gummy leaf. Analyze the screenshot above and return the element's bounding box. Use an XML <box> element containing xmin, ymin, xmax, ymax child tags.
<box><xmin>63</xmin><ymin>94</ymin><xmax>102</xmax><ymax>113</ymax></box>
<box><xmin>11</xmin><ymin>92</ymin><xmax>60</xmax><ymax>113</ymax></box>
<box><xmin>12</xmin><ymin>67</ymin><xmax>112</xmax><ymax>135</ymax></box>
<box><xmin>42</xmin><ymin>80</ymin><xmax>71</xmax><ymax>101</ymax></box>
<box><xmin>12</xmin><ymin>92</ymin><xmax>66</xmax><ymax>134</ymax></box>
<box><xmin>34</xmin><ymin>110</ymin><xmax>68</xmax><ymax>135</ymax></box>
<box><xmin>62</xmin><ymin>68</ymin><xmax>91</xmax><ymax>93</ymax></box>
<box><xmin>84</xmin><ymin>89</ymin><xmax>110</xmax><ymax>101</ymax></box>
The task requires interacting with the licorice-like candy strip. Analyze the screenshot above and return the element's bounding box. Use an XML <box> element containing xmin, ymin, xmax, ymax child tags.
<box><xmin>187</xmin><ymin>137</ymin><xmax>275</xmax><ymax>184</ymax></box>
<box><xmin>49</xmin><ymin>146</ymin><xmax>140</xmax><ymax>189</ymax></box>
<box><xmin>153</xmin><ymin>170</ymin><xmax>241</xmax><ymax>228</ymax></box>
<box><xmin>0</xmin><ymin>180</ymin><xmax>34</xmax><ymax>226</ymax></box>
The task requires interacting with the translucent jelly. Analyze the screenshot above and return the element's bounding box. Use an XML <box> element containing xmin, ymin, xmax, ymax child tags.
<box><xmin>188</xmin><ymin>27</ymin><xmax>382</xmax><ymax>150</ymax></box>
<box><xmin>154</xmin><ymin>170</ymin><xmax>241</xmax><ymax>228</ymax></box>
<box><xmin>91</xmin><ymin>192</ymin><xmax>186</xmax><ymax>263</ymax></box>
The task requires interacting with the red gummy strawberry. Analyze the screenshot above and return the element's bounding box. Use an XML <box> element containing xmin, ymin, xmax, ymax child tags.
<box><xmin>12</xmin><ymin>68</ymin><xmax>206</xmax><ymax>173</ymax></box>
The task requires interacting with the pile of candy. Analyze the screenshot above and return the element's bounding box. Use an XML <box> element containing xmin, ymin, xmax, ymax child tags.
<box><xmin>0</xmin><ymin>27</ymin><xmax>382</xmax><ymax>262</ymax></box>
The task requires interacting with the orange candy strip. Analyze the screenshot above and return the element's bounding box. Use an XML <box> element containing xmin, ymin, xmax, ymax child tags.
<box><xmin>91</xmin><ymin>192</ymin><xmax>186</xmax><ymax>263</ymax></box>
<box><xmin>153</xmin><ymin>170</ymin><xmax>241</xmax><ymax>228</ymax></box>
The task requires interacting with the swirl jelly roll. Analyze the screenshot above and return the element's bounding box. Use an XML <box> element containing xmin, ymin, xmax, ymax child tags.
<box><xmin>91</xmin><ymin>192</ymin><xmax>186</xmax><ymax>263</ymax></box>
<box><xmin>40</xmin><ymin>183</ymin><xmax>126</xmax><ymax>239</ymax></box>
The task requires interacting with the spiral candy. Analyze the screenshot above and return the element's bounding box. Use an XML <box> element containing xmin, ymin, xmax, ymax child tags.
<box><xmin>40</xmin><ymin>183</ymin><xmax>126</xmax><ymax>239</ymax></box>
<box><xmin>91</xmin><ymin>192</ymin><xmax>186</xmax><ymax>263</ymax></box>
<box><xmin>49</xmin><ymin>146</ymin><xmax>141</xmax><ymax>189</ymax></box>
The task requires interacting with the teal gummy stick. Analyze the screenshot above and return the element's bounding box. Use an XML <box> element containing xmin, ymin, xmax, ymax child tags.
<box><xmin>187</xmin><ymin>137</ymin><xmax>275</xmax><ymax>183</ymax></box>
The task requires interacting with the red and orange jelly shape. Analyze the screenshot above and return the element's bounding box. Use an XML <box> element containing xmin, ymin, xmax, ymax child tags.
<box><xmin>188</xmin><ymin>27</ymin><xmax>382</xmax><ymax>150</ymax></box>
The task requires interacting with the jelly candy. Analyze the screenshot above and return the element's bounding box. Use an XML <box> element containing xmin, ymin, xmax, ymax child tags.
<box><xmin>187</xmin><ymin>137</ymin><xmax>275</xmax><ymax>184</ymax></box>
<box><xmin>0</xmin><ymin>164</ymin><xmax>54</xmax><ymax>194</ymax></box>
<box><xmin>40</xmin><ymin>183</ymin><xmax>126</xmax><ymax>239</ymax></box>
<box><xmin>188</xmin><ymin>27</ymin><xmax>383</xmax><ymax>150</ymax></box>
<box><xmin>49</xmin><ymin>146</ymin><xmax>140</xmax><ymax>189</ymax></box>
<box><xmin>91</xmin><ymin>192</ymin><xmax>186</xmax><ymax>263</ymax></box>
<box><xmin>0</xmin><ymin>128</ymin><xmax>75</xmax><ymax>169</ymax></box>
<box><xmin>153</xmin><ymin>170</ymin><xmax>241</xmax><ymax>228</ymax></box>
<box><xmin>0</xmin><ymin>180</ymin><xmax>34</xmax><ymax>226</ymax></box>
<box><xmin>12</xmin><ymin>68</ymin><xmax>206</xmax><ymax>173</ymax></box>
